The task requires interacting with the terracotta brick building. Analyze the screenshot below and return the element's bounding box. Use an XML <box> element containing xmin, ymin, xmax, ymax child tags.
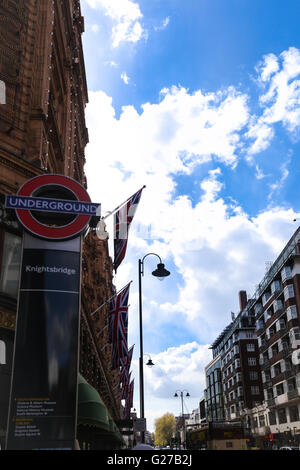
<box><xmin>0</xmin><ymin>0</ymin><xmax>122</xmax><ymax>449</ymax></box>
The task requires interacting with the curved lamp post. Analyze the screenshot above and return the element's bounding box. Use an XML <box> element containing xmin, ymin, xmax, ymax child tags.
<box><xmin>144</xmin><ymin>353</ymin><xmax>155</xmax><ymax>367</ymax></box>
<box><xmin>174</xmin><ymin>390</ymin><xmax>190</xmax><ymax>448</ymax></box>
<box><xmin>139</xmin><ymin>253</ymin><xmax>170</xmax><ymax>442</ymax></box>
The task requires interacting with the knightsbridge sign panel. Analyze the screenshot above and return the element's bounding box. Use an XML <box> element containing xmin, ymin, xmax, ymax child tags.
<box><xmin>5</xmin><ymin>175</ymin><xmax>99</xmax><ymax>450</ymax></box>
<box><xmin>6</xmin><ymin>236</ymin><xmax>81</xmax><ymax>450</ymax></box>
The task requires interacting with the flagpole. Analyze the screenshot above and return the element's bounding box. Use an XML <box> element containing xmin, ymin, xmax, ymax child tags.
<box><xmin>96</xmin><ymin>324</ymin><xmax>109</xmax><ymax>338</ymax></box>
<box><xmin>90</xmin><ymin>281</ymin><xmax>132</xmax><ymax>317</ymax></box>
<box><xmin>102</xmin><ymin>185</ymin><xmax>146</xmax><ymax>221</ymax></box>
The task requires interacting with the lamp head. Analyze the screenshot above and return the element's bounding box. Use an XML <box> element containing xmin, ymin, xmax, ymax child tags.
<box><xmin>152</xmin><ymin>263</ymin><xmax>170</xmax><ymax>281</ymax></box>
<box><xmin>146</xmin><ymin>358</ymin><xmax>155</xmax><ymax>367</ymax></box>
<box><xmin>186</xmin><ymin>392</ymin><xmax>190</xmax><ymax>397</ymax></box>
<box><xmin>174</xmin><ymin>393</ymin><xmax>178</xmax><ymax>398</ymax></box>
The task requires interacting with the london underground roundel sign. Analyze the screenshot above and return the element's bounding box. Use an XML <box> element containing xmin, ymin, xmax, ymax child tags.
<box><xmin>6</xmin><ymin>174</ymin><xmax>100</xmax><ymax>240</ymax></box>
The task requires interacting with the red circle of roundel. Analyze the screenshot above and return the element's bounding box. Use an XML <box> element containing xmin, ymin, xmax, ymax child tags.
<box><xmin>16</xmin><ymin>174</ymin><xmax>92</xmax><ymax>239</ymax></box>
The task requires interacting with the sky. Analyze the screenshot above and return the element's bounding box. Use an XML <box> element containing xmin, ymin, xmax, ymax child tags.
<box><xmin>80</xmin><ymin>0</ymin><xmax>300</xmax><ymax>432</ymax></box>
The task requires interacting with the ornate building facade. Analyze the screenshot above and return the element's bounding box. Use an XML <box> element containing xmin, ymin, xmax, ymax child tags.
<box><xmin>0</xmin><ymin>0</ymin><xmax>122</xmax><ymax>449</ymax></box>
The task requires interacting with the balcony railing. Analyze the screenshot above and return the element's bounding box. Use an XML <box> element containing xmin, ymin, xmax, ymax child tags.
<box><xmin>284</xmin><ymin>369</ymin><xmax>296</xmax><ymax>380</ymax></box>
<box><xmin>267</xmin><ymin>398</ymin><xmax>275</xmax><ymax>407</ymax></box>
<box><xmin>262</xmin><ymin>360</ymin><xmax>270</xmax><ymax>369</ymax></box>
<box><xmin>259</xmin><ymin>340</ymin><xmax>268</xmax><ymax>352</ymax></box>
<box><xmin>253</xmin><ymin>231</ymin><xmax>300</xmax><ymax>302</ymax></box>
<box><xmin>282</xmin><ymin>346</ymin><xmax>292</xmax><ymax>358</ymax></box>
<box><xmin>264</xmin><ymin>380</ymin><xmax>273</xmax><ymax>389</ymax></box>
<box><xmin>278</xmin><ymin>325</ymin><xmax>288</xmax><ymax>336</ymax></box>
<box><xmin>287</xmin><ymin>389</ymin><xmax>300</xmax><ymax>401</ymax></box>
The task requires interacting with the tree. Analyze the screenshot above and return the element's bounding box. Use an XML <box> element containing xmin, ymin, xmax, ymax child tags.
<box><xmin>154</xmin><ymin>413</ymin><xmax>176</xmax><ymax>447</ymax></box>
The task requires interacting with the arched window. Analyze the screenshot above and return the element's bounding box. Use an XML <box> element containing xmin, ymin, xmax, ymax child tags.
<box><xmin>0</xmin><ymin>340</ymin><xmax>6</xmax><ymax>365</ymax></box>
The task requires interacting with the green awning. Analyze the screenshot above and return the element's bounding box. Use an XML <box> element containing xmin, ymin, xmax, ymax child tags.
<box><xmin>77</xmin><ymin>374</ymin><xmax>124</xmax><ymax>444</ymax></box>
<box><xmin>77</xmin><ymin>374</ymin><xmax>110</xmax><ymax>432</ymax></box>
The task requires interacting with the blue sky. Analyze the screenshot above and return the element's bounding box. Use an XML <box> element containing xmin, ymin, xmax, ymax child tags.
<box><xmin>81</xmin><ymin>0</ymin><xmax>300</xmax><ymax>431</ymax></box>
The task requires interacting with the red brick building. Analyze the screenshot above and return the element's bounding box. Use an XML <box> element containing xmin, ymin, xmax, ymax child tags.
<box><xmin>0</xmin><ymin>0</ymin><xmax>122</xmax><ymax>449</ymax></box>
<box><xmin>210</xmin><ymin>291</ymin><xmax>264</xmax><ymax>423</ymax></box>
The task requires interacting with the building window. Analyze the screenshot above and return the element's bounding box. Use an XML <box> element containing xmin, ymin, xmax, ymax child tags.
<box><xmin>236</xmin><ymin>372</ymin><xmax>242</xmax><ymax>382</ymax></box>
<box><xmin>247</xmin><ymin>343</ymin><xmax>255</xmax><ymax>352</ymax></box>
<box><xmin>271</xmin><ymin>280</ymin><xmax>281</xmax><ymax>294</ymax></box>
<box><xmin>259</xmin><ymin>415</ymin><xmax>265</xmax><ymax>427</ymax></box>
<box><xmin>284</xmin><ymin>284</ymin><xmax>295</xmax><ymax>301</ymax></box>
<box><xmin>273</xmin><ymin>363</ymin><xmax>282</xmax><ymax>377</ymax></box>
<box><xmin>281</xmin><ymin>266</ymin><xmax>292</xmax><ymax>282</ymax></box>
<box><xmin>0</xmin><ymin>340</ymin><xmax>6</xmax><ymax>364</ymax></box>
<box><xmin>262</xmin><ymin>291</ymin><xmax>271</xmax><ymax>306</ymax></box>
<box><xmin>256</xmin><ymin>318</ymin><xmax>265</xmax><ymax>330</ymax></box>
<box><xmin>248</xmin><ymin>357</ymin><xmax>257</xmax><ymax>366</ymax></box>
<box><xmin>268</xmin><ymin>411</ymin><xmax>277</xmax><ymax>426</ymax></box>
<box><xmin>0</xmin><ymin>231</ymin><xmax>22</xmax><ymax>298</ymax></box>
<box><xmin>289</xmin><ymin>406</ymin><xmax>299</xmax><ymax>422</ymax></box>
<box><xmin>276</xmin><ymin>383</ymin><xmax>284</xmax><ymax>396</ymax></box>
<box><xmin>251</xmin><ymin>386</ymin><xmax>260</xmax><ymax>395</ymax></box>
<box><xmin>287</xmin><ymin>305</ymin><xmax>298</xmax><ymax>321</ymax></box>
<box><xmin>249</xmin><ymin>371</ymin><xmax>258</xmax><ymax>380</ymax></box>
<box><xmin>278</xmin><ymin>408</ymin><xmax>287</xmax><ymax>424</ymax></box>
<box><xmin>252</xmin><ymin>416</ymin><xmax>258</xmax><ymax>429</ymax></box>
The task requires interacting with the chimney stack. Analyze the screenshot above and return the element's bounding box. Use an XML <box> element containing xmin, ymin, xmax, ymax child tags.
<box><xmin>238</xmin><ymin>290</ymin><xmax>247</xmax><ymax>312</ymax></box>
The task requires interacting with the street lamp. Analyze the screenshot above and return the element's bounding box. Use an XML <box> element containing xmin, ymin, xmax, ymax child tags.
<box><xmin>138</xmin><ymin>253</ymin><xmax>170</xmax><ymax>443</ymax></box>
<box><xmin>144</xmin><ymin>353</ymin><xmax>155</xmax><ymax>367</ymax></box>
<box><xmin>174</xmin><ymin>390</ymin><xmax>190</xmax><ymax>449</ymax></box>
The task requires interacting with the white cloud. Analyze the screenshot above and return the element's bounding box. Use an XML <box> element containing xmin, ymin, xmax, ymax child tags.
<box><xmin>246</xmin><ymin>47</ymin><xmax>300</xmax><ymax>157</ymax></box>
<box><xmin>130</xmin><ymin>342</ymin><xmax>212</xmax><ymax>431</ymax></box>
<box><xmin>86</xmin><ymin>0</ymin><xmax>145</xmax><ymax>47</ymax></box>
<box><xmin>105</xmin><ymin>60</ymin><xmax>118</xmax><ymax>68</ymax></box>
<box><xmin>257</xmin><ymin>47</ymin><xmax>300</xmax><ymax>132</ymax></box>
<box><xmin>267</xmin><ymin>158</ymin><xmax>290</xmax><ymax>201</ymax></box>
<box><xmin>256</xmin><ymin>53</ymin><xmax>279</xmax><ymax>82</ymax></box>
<box><xmin>246</xmin><ymin>118</ymin><xmax>274</xmax><ymax>156</ymax></box>
<box><xmin>154</xmin><ymin>16</ymin><xmax>170</xmax><ymax>31</ymax></box>
<box><xmin>148</xmin><ymin>343</ymin><xmax>211</xmax><ymax>397</ymax></box>
<box><xmin>255</xmin><ymin>164</ymin><xmax>268</xmax><ymax>180</ymax></box>
<box><xmin>85</xmin><ymin>85</ymin><xmax>250</xmax><ymax>200</ymax></box>
<box><xmin>83</xmin><ymin>49</ymin><xmax>300</xmax><ymax>430</ymax></box>
<box><xmin>84</xmin><ymin>65</ymin><xmax>299</xmax><ymax>341</ymax></box>
<box><xmin>121</xmin><ymin>71</ymin><xmax>130</xmax><ymax>84</ymax></box>
<box><xmin>91</xmin><ymin>24</ymin><xmax>100</xmax><ymax>33</ymax></box>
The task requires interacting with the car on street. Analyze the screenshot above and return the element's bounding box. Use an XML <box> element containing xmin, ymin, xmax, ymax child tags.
<box><xmin>279</xmin><ymin>446</ymin><xmax>300</xmax><ymax>450</ymax></box>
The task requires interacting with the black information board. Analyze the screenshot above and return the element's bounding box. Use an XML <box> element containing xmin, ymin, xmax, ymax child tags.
<box><xmin>6</xmin><ymin>235</ymin><xmax>81</xmax><ymax>450</ymax></box>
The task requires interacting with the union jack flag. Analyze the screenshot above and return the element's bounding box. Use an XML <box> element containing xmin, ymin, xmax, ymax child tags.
<box><xmin>112</xmin><ymin>338</ymin><xmax>128</xmax><ymax>369</ymax></box>
<box><xmin>121</xmin><ymin>372</ymin><xmax>131</xmax><ymax>400</ymax></box>
<box><xmin>114</xmin><ymin>187</ymin><xmax>145</xmax><ymax>272</ymax></box>
<box><xmin>108</xmin><ymin>283</ymin><xmax>130</xmax><ymax>346</ymax></box>
<box><xmin>124</xmin><ymin>380</ymin><xmax>134</xmax><ymax>419</ymax></box>
<box><xmin>120</xmin><ymin>345</ymin><xmax>134</xmax><ymax>384</ymax></box>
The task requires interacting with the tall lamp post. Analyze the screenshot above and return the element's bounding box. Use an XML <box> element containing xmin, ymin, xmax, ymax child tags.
<box><xmin>138</xmin><ymin>253</ymin><xmax>170</xmax><ymax>443</ymax></box>
<box><xmin>174</xmin><ymin>390</ymin><xmax>190</xmax><ymax>449</ymax></box>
